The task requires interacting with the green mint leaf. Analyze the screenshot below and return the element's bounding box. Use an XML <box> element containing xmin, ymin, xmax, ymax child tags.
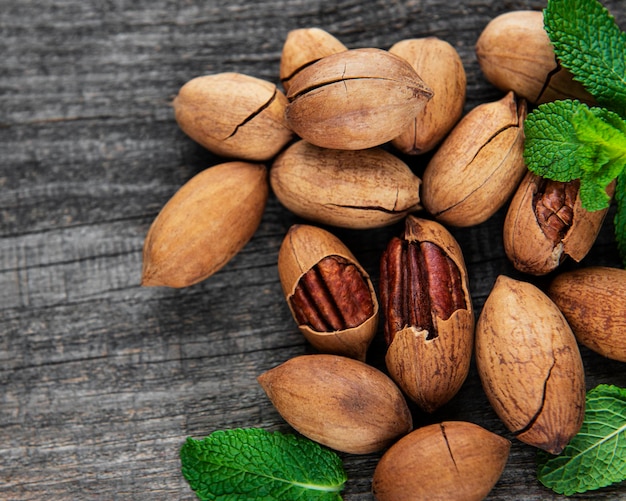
<box><xmin>180</xmin><ymin>428</ymin><xmax>347</xmax><ymax>501</ymax></box>
<box><xmin>537</xmin><ymin>384</ymin><xmax>626</xmax><ymax>495</ymax></box>
<box><xmin>615</xmin><ymin>172</ymin><xmax>626</xmax><ymax>267</ymax></box>
<box><xmin>524</xmin><ymin>100</ymin><xmax>595</xmax><ymax>181</ymax></box>
<box><xmin>544</xmin><ymin>0</ymin><xmax>626</xmax><ymax>117</ymax></box>
<box><xmin>524</xmin><ymin>100</ymin><xmax>626</xmax><ymax>211</ymax></box>
<box><xmin>574</xmin><ymin>106</ymin><xmax>626</xmax><ymax>210</ymax></box>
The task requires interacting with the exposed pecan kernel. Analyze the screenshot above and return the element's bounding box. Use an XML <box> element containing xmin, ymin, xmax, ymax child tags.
<box><xmin>534</xmin><ymin>178</ymin><xmax>579</xmax><ymax>244</ymax></box>
<box><xmin>380</xmin><ymin>238</ymin><xmax>466</xmax><ymax>344</ymax></box>
<box><xmin>290</xmin><ymin>255</ymin><xmax>374</xmax><ymax>332</ymax></box>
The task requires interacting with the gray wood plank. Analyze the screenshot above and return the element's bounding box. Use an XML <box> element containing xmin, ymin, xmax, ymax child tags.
<box><xmin>2</xmin><ymin>0</ymin><xmax>626</xmax><ymax>499</ymax></box>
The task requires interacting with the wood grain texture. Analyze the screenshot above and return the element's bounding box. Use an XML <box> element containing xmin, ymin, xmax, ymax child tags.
<box><xmin>1</xmin><ymin>0</ymin><xmax>625</xmax><ymax>499</ymax></box>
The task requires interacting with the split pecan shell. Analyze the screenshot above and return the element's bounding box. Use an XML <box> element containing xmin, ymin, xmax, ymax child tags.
<box><xmin>504</xmin><ymin>170</ymin><xmax>615</xmax><ymax>275</ymax></box>
<box><xmin>379</xmin><ymin>216</ymin><xmax>474</xmax><ymax>412</ymax></box>
<box><xmin>278</xmin><ymin>224</ymin><xmax>379</xmax><ymax>361</ymax></box>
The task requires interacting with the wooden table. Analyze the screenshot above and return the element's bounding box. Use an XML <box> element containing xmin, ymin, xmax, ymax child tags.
<box><xmin>2</xmin><ymin>0</ymin><xmax>625</xmax><ymax>499</ymax></box>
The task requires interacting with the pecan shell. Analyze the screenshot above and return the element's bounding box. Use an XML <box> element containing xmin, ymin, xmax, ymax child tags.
<box><xmin>380</xmin><ymin>216</ymin><xmax>474</xmax><ymax>412</ymax></box>
<box><xmin>476</xmin><ymin>11</ymin><xmax>595</xmax><ymax>105</ymax></box>
<box><xmin>421</xmin><ymin>91</ymin><xmax>528</xmax><ymax>227</ymax></box>
<box><xmin>548</xmin><ymin>266</ymin><xmax>626</xmax><ymax>362</ymax></box>
<box><xmin>285</xmin><ymin>48</ymin><xmax>433</xmax><ymax>150</ymax></box>
<box><xmin>279</xmin><ymin>28</ymin><xmax>347</xmax><ymax>92</ymax></box>
<box><xmin>476</xmin><ymin>275</ymin><xmax>585</xmax><ymax>454</ymax></box>
<box><xmin>504</xmin><ymin>170</ymin><xmax>615</xmax><ymax>275</ymax></box>
<box><xmin>270</xmin><ymin>140</ymin><xmax>422</xmax><ymax>229</ymax></box>
<box><xmin>278</xmin><ymin>224</ymin><xmax>379</xmax><ymax>361</ymax></box>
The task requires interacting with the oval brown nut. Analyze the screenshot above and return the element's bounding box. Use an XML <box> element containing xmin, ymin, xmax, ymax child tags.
<box><xmin>278</xmin><ymin>224</ymin><xmax>379</xmax><ymax>361</ymax></box>
<box><xmin>390</xmin><ymin>37</ymin><xmax>466</xmax><ymax>154</ymax></box>
<box><xmin>173</xmin><ymin>72</ymin><xmax>293</xmax><ymax>161</ymax></box>
<box><xmin>504</xmin><ymin>171</ymin><xmax>614</xmax><ymax>275</ymax></box>
<box><xmin>548</xmin><ymin>266</ymin><xmax>626</xmax><ymax>362</ymax></box>
<box><xmin>285</xmin><ymin>48</ymin><xmax>433</xmax><ymax>150</ymax></box>
<box><xmin>271</xmin><ymin>140</ymin><xmax>421</xmax><ymax>229</ymax></box>
<box><xmin>476</xmin><ymin>10</ymin><xmax>594</xmax><ymax>104</ymax></box>
<box><xmin>372</xmin><ymin>421</ymin><xmax>510</xmax><ymax>501</ymax></box>
<box><xmin>141</xmin><ymin>161</ymin><xmax>268</xmax><ymax>288</ymax></box>
<box><xmin>421</xmin><ymin>91</ymin><xmax>527</xmax><ymax>227</ymax></box>
<box><xmin>257</xmin><ymin>354</ymin><xmax>412</xmax><ymax>454</ymax></box>
<box><xmin>279</xmin><ymin>27</ymin><xmax>347</xmax><ymax>92</ymax></box>
<box><xmin>476</xmin><ymin>275</ymin><xmax>585</xmax><ymax>454</ymax></box>
<box><xmin>380</xmin><ymin>216</ymin><xmax>474</xmax><ymax>412</ymax></box>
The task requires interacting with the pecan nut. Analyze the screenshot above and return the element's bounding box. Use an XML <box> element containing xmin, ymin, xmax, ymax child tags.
<box><xmin>278</xmin><ymin>224</ymin><xmax>379</xmax><ymax>361</ymax></box>
<box><xmin>548</xmin><ymin>266</ymin><xmax>626</xmax><ymax>362</ymax></box>
<box><xmin>421</xmin><ymin>91</ymin><xmax>528</xmax><ymax>227</ymax></box>
<box><xmin>380</xmin><ymin>216</ymin><xmax>474</xmax><ymax>412</ymax></box>
<box><xmin>476</xmin><ymin>11</ymin><xmax>595</xmax><ymax>105</ymax></box>
<box><xmin>504</xmin><ymin>170</ymin><xmax>615</xmax><ymax>275</ymax></box>
<box><xmin>285</xmin><ymin>48</ymin><xmax>433</xmax><ymax>150</ymax></box>
<box><xmin>279</xmin><ymin>28</ymin><xmax>347</xmax><ymax>92</ymax></box>
<box><xmin>270</xmin><ymin>140</ymin><xmax>422</xmax><ymax>229</ymax></box>
<box><xmin>476</xmin><ymin>275</ymin><xmax>585</xmax><ymax>454</ymax></box>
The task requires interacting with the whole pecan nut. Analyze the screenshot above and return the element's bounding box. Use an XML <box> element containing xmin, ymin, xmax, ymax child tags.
<box><xmin>379</xmin><ymin>216</ymin><xmax>474</xmax><ymax>412</ymax></box>
<box><xmin>278</xmin><ymin>224</ymin><xmax>379</xmax><ymax>361</ymax></box>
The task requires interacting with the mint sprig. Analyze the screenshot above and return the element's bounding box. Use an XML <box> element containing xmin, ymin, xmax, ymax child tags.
<box><xmin>544</xmin><ymin>0</ymin><xmax>626</xmax><ymax>118</ymax></box>
<box><xmin>537</xmin><ymin>384</ymin><xmax>626</xmax><ymax>495</ymax></box>
<box><xmin>523</xmin><ymin>0</ymin><xmax>626</xmax><ymax>267</ymax></box>
<box><xmin>180</xmin><ymin>428</ymin><xmax>347</xmax><ymax>500</ymax></box>
<box><xmin>524</xmin><ymin>100</ymin><xmax>626</xmax><ymax>211</ymax></box>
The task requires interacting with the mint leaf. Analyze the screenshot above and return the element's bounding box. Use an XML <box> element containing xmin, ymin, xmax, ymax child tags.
<box><xmin>524</xmin><ymin>100</ymin><xmax>589</xmax><ymax>181</ymax></box>
<box><xmin>537</xmin><ymin>384</ymin><xmax>626</xmax><ymax>495</ymax></box>
<box><xmin>524</xmin><ymin>100</ymin><xmax>626</xmax><ymax>211</ymax></box>
<box><xmin>544</xmin><ymin>0</ymin><xmax>626</xmax><ymax>117</ymax></box>
<box><xmin>180</xmin><ymin>428</ymin><xmax>347</xmax><ymax>500</ymax></box>
<box><xmin>615</xmin><ymin>172</ymin><xmax>626</xmax><ymax>267</ymax></box>
<box><xmin>574</xmin><ymin>106</ymin><xmax>626</xmax><ymax>210</ymax></box>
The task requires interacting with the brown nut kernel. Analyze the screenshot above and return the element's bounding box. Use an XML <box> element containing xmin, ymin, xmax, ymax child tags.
<box><xmin>476</xmin><ymin>11</ymin><xmax>594</xmax><ymax>104</ymax></box>
<box><xmin>279</xmin><ymin>28</ymin><xmax>347</xmax><ymax>92</ymax></box>
<box><xmin>285</xmin><ymin>48</ymin><xmax>433</xmax><ymax>150</ymax></box>
<box><xmin>270</xmin><ymin>140</ymin><xmax>422</xmax><ymax>229</ymax></box>
<box><xmin>390</xmin><ymin>37</ymin><xmax>466</xmax><ymax>154</ymax></box>
<box><xmin>421</xmin><ymin>91</ymin><xmax>527</xmax><ymax>227</ymax></box>
<box><xmin>278</xmin><ymin>224</ymin><xmax>379</xmax><ymax>361</ymax></box>
<box><xmin>504</xmin><ymin>171</ymin><xmax>615</xmax><ymax>275</ymax></box>
<box><xmin>476</xmin><ymin>275</ymin><xmax>585</xmax><ymax>454</ymax></box>
<box><xmin>372</xmin><ymin>421</ymin><xmax>510</xmax><ymax>501</ymax></box>
<box><xmin>548</xmin><ymin>266</ymin><xmax>626</xmax><ymax>362</ymax></box>
<box><xmin>380</xmin><ymin>216</ymin><xmax>474</xmax><ymax>412</ymax></box>
<box><xmin>257</xmin><ymin>354</ymin><xmax>412</xmax><ymax>454</ymax></box>
<box><xmin>173</xmin><ymin>72</ymin><xmax>293</xmax><ymax>161</ymax></box>
<box><xmin>142</xmin><ymin>161</ymin><xmax>268</xmax><ymax>288</ymax></box>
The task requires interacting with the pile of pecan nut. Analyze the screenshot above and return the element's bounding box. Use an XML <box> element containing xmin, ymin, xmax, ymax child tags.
<box><xmin>142</xmin><ymin>14</ymin><xmax>626</xmax><ymax>501</ymax></box>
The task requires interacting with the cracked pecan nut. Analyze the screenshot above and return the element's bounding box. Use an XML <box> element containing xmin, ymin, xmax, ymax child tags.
<box><xmin>270</xmin><ymin>140</ymin><xmax>422</xmax><ymax>229</ymax></box>
<box><xmin>476</xmin><ymin>275</ymin><xmax>585</xmax><ymax>454</ymax></box>
<box><xmin>421</xmin><ymin>91</ymin><xmax>527</xmax><ymax>227</ymax></box>
<box><xmin>285</xmin><ymin>48</ymin><xmax>433</xmax><ymax>150</ymax></box>
<box><xmin>372</xmin><ymin>421</ymin><xmax>510</xmax><ymax>501</ymax></box>
<box><xmin>173</xmin><ymin>72</ymin><xmax>293</xmax><ymax>161</ymax></box>
<box><xmin>548</xmin><ymin>266</ymin><xmax>626</xmax><ymax>362</ymax></box>
<box><xmin>278</xmin><ymin>224</ymin><xmax>379</xmax><ymax>361</ymax></box>
<box><xmin>504</xmin><ymin>170</ymin><xmax>615</xmax><ymax>275</ymax></box>
<box><xmin>279</xmin><ymin>28</ymin><xmax>347</xmax><ymax>93</ymax></box>
<box><xmin>476</xmin><ymin>11</ymin><xmax>594</xmax><ymax>105</ymax></box>
<box><xmin>379</xmin><ymin>216</ymin><xmax>474</xmax><ymax>412</ymax></box>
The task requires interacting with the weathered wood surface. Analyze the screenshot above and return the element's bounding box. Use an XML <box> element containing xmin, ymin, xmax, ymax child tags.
<box><xmin>1</xmin><ymin>0</ymin><xmax>625</xmax><ymax>499</ymax></box>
